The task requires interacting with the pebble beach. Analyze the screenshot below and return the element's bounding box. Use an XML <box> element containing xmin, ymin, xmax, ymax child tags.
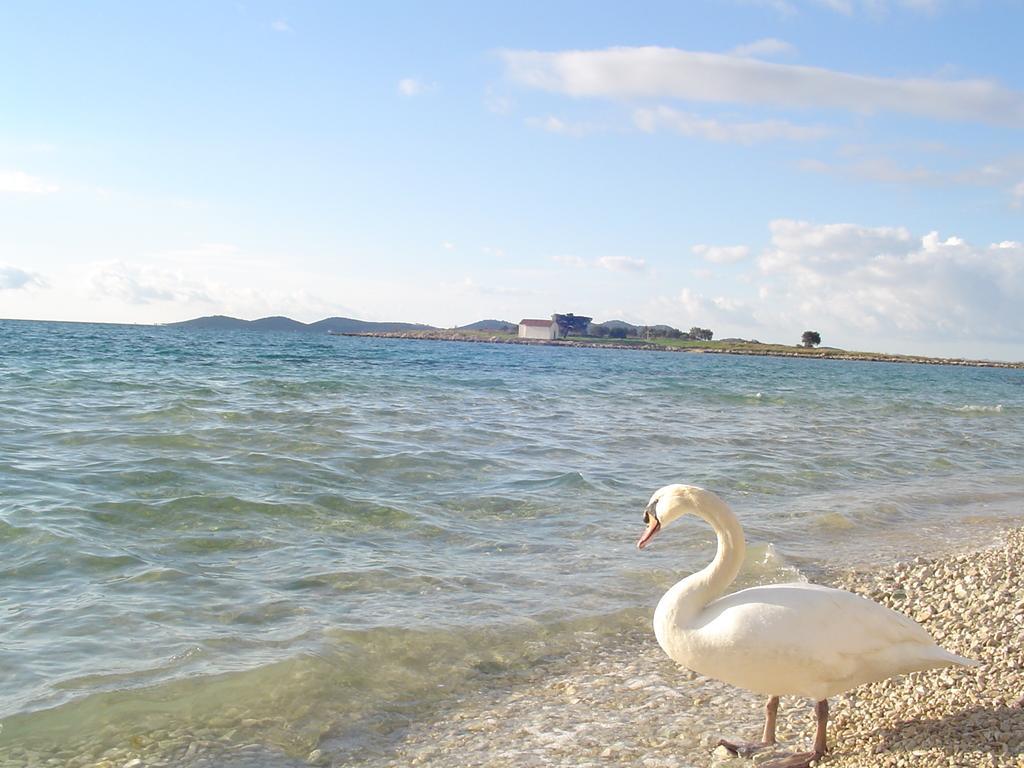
<box><xmin>357</xmin><ymin>525</ymin><xmax>1024</xmax><ymax>768</ymax></box>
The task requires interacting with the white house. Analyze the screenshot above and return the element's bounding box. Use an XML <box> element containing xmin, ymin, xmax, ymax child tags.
<box><xmin>518</xmin><ymin>319</ymin><xmax>558</xmax><ymax>340</ymax></box>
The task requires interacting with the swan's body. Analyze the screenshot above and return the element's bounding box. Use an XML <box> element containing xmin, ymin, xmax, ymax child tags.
<box><xmin>638</xmin><ymin>484</ymin><xmax>976</xmax><ymax>767</ymax></box>
<box><xmin>655</xmin><ymin>581</ymin><xmax>968</xmax><ymax>700</ymax></box>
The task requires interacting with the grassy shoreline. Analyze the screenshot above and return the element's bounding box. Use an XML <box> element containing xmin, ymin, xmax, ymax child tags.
<box><xmin>334</xmin><ymin>330</ymin><xmax>1024</xmax><ymax>369</ymax></box>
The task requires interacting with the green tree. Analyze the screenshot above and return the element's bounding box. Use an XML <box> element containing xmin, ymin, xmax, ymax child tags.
<box><xmin>689</xmin><ymin>327</ymin><xmax>714</xmax><ymax>341</ymax></box>
<box><xmin>801</xmin><ymin>331</ymin><xmax>822</xmax><ymax>348</ymax></box>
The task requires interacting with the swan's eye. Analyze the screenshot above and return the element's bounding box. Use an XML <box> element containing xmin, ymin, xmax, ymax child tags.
<box><xmin>643</xmin><ymin>501</ymin><xmax>659</xmax><ymax>524</ymax></box>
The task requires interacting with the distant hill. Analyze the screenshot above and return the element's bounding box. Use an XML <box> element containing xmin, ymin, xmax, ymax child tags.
<box><xmin>164</xmin><ymin>315</ymin><xmax>255</xmax><ymax>330</ymax></box>
<box><xmin>306</xmin><ymin>317</ymin><xmax>436</xmax><ymax>333</ymax></box>
<box><xmin>457</xmin><ymin>319</ymin><xmax>517</xmax><ymax>332</ymax></box>
<box><xmin>249</xmin><ymin>316</ymin><xmax>309</xmax><ymax>332</ymax></box>
<box><xmin>594</xmin><ymin>319</ymin><xmax>638</xmax><ymax>332</ymax></box>
<box><xmin>165</xmin><ymin>315</ymin><xmax>439</xmax><ymax>333</ymax></box>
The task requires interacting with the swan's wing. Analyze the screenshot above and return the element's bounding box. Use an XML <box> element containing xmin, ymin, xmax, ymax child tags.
<box><xmin>684</xmin><ymin>583</ymin><xmax>954</xmax><ymax>698</ymax></box>
<box><xmin>704</xmin><ymin>582</ymin><xmax>933</xmax><ymax>647</ymax></box>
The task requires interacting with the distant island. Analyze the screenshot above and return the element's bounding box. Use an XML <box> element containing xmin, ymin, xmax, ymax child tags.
<box><xmin>165</xmin><ymin>314</ymin><xmax>443</xmax><ymax>334</ymax></box>
<box><xmin>165</xmin><ymin>314</ymin><xmax>1023</xmax><ymax>369</ymax></box>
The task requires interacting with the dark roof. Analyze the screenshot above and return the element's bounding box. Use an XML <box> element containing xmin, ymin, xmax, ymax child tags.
<box><xmin>519</xmin><ymin>319</ymin><xmax>553</xmax><ymax>327</ymax></box>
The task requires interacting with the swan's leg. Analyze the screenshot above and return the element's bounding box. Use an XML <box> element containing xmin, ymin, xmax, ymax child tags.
<box><xmin>812</xmin><ymin>699</ymin><xmax>828</xmax><ymax>755</ymax></box>
<box><xmin>717</xmin><ymin>695</ymin><xmax>779</xmax><ymax>757</ymax></box>
<box><xmin>761</xmin><ymin>699</ymin><xmax>828</xmax><ymax>768</ymax></box>
<box><xmin>762</xmin><ymin>695</ymin><xmax>779</xmax><ymax>745</ymax></box>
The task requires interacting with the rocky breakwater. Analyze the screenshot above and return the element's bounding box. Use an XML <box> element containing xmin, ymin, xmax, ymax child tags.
<box><xmin>335</xmin><ymin>332</ymin><xmax>1024</xmax><ymax>369</ymax></box>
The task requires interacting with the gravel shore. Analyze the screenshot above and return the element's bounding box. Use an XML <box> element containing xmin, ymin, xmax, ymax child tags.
<box><xmin>356</xmin><ymin>526</ymin><xmax>1023</xmax><ymax>768</ymax></box>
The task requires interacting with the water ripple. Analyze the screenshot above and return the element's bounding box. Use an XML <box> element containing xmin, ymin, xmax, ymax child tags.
<box><xmin>1</xmin><ymin>320</ymin><xmax>1023</xmax><ymax>762</ymax></box>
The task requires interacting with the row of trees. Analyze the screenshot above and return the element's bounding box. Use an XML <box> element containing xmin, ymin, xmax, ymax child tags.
<box><xmin>553</xmin><ymin>314</ymin><xmax>822</xmax><ymax>348</ymax></box>
<box><xmin>547</xmin><ymin>313</ymin><xmax>826</xmax><ymax>350</ymax></box>
<box><xmin>554</xmin><ymin>316</ymin><xmax>714</xmax><ymax>341</ymax></box>
<box><xmin>590</xmin><ymin>325</ymin><xmax>714</xmax><ymax>340</ymax></box>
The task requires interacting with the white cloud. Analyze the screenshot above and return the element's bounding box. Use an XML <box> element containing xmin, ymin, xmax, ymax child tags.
<box><xmin>398</xmin><ymin>78</ymin><xmax>436</xmax><ymax>97</ymax></box>
<box><xmin>673</xmin><ymin>287</ymin><xmax>758</xmax><ymax>326</ymax></box>
<box><xmin>692</xmin><ymin>244</ymin><xmax>752</xmax><ymax>263</ymax></box>
<box><xmin>597</xmin><ymin>255</ymin><xmax>647</xmax><ymax>272</ymax></box>
<box><xmin>88</xmin><ymin>261</ymin><xmax>215</xmax><ymax>305</ymax></box>
<box><xmin>0</xmin><ymin>170</ymin><xmax>60</xmax><ymax>195</ymax></box>
<box><xmin>729</xmin><ymin>38</ymin><xmax>797</xmax><ymax>59</ymax></box>
<box><xmin>442</xmin><ymin>241</ymin><xmax>456</xmax><ymax>250</ymax></box>
<box><xmin>761</xmin><ymin>219</ymin><xmax>913</xmax><ymax>275</ymax></box>
<box><xmin>549</xmin><ymin>254</ymin><xmax>647</xmax><ymax>272</ymax></box>
<box><xmin>801</xmin><ymin>153</ymin><xmax>1024</xmax><ymax>190</ymax></box>
<box><xmin>756</xmin><ymin>220</ymin><xmax>1024</xmax><ymax>340</ymax></box>
<box><xmin>0</xmin><ymin>265</ymin><xmax>45</xmax><ymax>290</ymax></box>
<box><xmin>635</xmin><ymin>106</ymin><xmax>828</xmax><ymax>143</ymax></box>
<box><xmin>502</xmin><ymin>46</ymin><xmax>1024</xmax><ymax>126</ymax></box>
<box><xmin>270</xmin><ymin>19</ymin><xmax>292</xmax><ymax>32</ymax></box>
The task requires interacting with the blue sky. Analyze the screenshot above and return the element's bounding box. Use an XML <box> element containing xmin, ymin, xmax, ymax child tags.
<box><xmin>1</xmin><ymin>0</ymin><xmax>1023</xmax><ymax>359</ymax></box>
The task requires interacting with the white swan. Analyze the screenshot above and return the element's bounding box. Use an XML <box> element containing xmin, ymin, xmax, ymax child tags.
<box><xmin>637</xmin><ymin>484</ymin><xmax>977</xmax><ymax>768</ymax></box>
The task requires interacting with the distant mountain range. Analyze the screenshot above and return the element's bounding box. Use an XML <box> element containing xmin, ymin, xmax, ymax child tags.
<box><xmin>165</xmin><ymin>315</ymin><xmax>517</xmax><ymax>334</ymax></box>
<box><xmin>164</xmin><ymin>315</ymin><xmax>692</xmax><ymax>336</ymax></box>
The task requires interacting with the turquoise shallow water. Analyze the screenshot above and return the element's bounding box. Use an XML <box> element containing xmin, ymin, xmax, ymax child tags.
<box><xmin>1</xmin><ymin>319</ymin><xmax>1022</xmax><ymax>765</ymax></box>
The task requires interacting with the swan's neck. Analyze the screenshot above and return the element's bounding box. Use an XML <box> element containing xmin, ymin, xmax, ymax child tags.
<box><xmin>654</xmin><ymin>493</ymin><xmax>746</xmax><ymax>647</ymax></box>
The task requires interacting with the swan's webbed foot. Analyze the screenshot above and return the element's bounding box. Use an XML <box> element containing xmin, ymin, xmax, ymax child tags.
<box><xmin>716</xmin><ymin>738</ymin><xmax>775</xmax><ymax>758</ymax></box>
<box><xmin>717</xmin><ymin>695</ymin><xmax>781</xmax><ymax>758</ymax></box>
<box><xmin>759</xmin><ymin>749</ymin><xmax>825</xmax><ymax>768</ymax></box>
<box><xmin>760</xmin><ymin>699</ymin><xmax>829</xmax><ymax>767</ymax></box>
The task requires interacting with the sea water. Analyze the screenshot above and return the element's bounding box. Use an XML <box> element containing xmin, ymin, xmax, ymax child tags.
<box><xmin>1</xmin><ymin>319</ymin><xmax>1022</xmax><ymax>766</ymax></box>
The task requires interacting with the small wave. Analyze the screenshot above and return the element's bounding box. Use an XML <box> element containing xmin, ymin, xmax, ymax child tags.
<box><xmin>737</xmin><ymin>542</ymin><xmax>805</xmax><ymax>587</ymax></box>
<box><xmin>507</xmin><ymin>471</ymin><xmax>593</xmax><ymax>492</ymax></box>
<box><xmin>956</xmin><ymin>404</ymin><xmax>1004</xmax><ymax>414</ymax></box>
<box><xmin>813</xmin><ymin>511</ymin><xmax>857</xmax><ymax>531</ymax></box>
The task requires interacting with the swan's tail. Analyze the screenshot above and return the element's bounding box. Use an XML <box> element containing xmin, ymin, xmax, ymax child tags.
<box><xmin>927</xmin><ymin>645</ymin><xmax>980</xmax><ymax>669</ymax></box>
<box><xmin>944</xmin><ymin>651</ymin><xmax>981</xmax><ymax>668</ymax></box>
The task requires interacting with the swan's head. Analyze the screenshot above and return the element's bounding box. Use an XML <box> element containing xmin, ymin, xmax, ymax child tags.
<box><xmin>637</xmin><ymin>483</ymin><xmax>706</xmax><ymax>549</ymax></box>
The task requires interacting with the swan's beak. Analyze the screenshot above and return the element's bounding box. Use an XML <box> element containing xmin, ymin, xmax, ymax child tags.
<box><xmin>637</xmin><ymin>507</ymin><xmax>661</xmax><ymax>549</ymax></box>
